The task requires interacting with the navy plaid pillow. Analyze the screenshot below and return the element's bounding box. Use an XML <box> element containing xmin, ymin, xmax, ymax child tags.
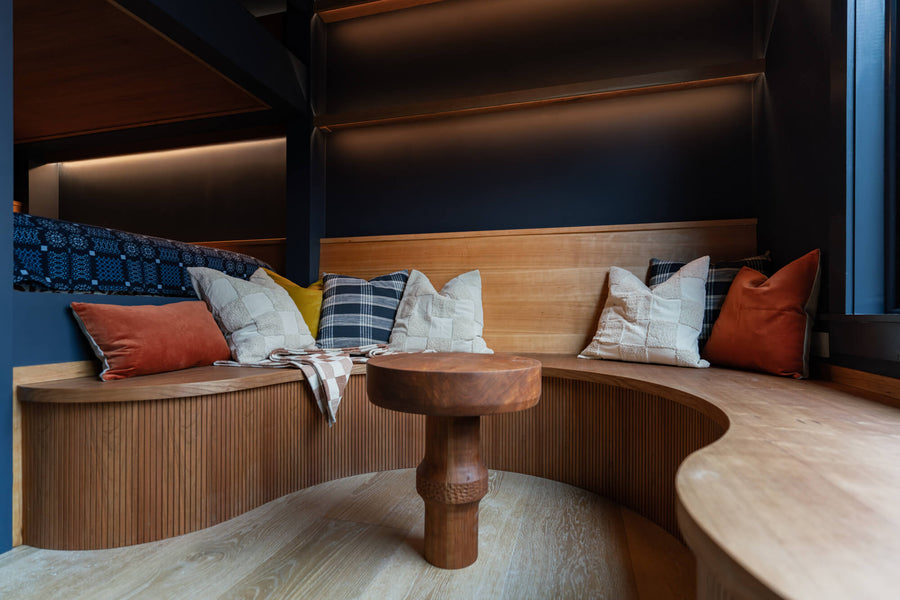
<box><xmin>648</xmin><ymin>252</ymin><xmax>772</xmax><ymax>347</ymax></box>
<box><xmin>316</xmin><ymin>270</ymin><xmax>409</xmax><ymax>349</ymax></box>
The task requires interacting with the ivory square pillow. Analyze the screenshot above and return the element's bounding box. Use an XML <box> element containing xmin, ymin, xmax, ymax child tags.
<box><xmin>389</xmin><ymin>269</ymin><xmax>492</xmax><ymax>353</ymax></box>
<box><xmin>253</xmin><ymin>268</ymin><xmax>323</xmax><ymax>337</ymax></box>
<box><xmin>648</xmin><ymin>252</ymin><xmax>772</xmax><ymax>346</ymax></box>
<box><xmin>579</xmin><ymin>256</ymin><xmax>710</xmax><ymax>368</ymax></box>
<box><xmin>188</xmin><ymin>267</ymin><xmax>316</xmax><ymax>363</ymax></box>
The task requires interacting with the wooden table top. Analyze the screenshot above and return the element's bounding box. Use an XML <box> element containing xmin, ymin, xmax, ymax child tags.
<box><xmin>366</xmin><ymin>353</ymin><xmax>542</xmax><ymax>417</ymax></box>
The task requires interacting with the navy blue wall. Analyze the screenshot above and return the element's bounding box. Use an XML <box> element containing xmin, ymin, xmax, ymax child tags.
<box><xmin>326</xmin><ymin>0</ymin><xmax>752</xmax><ymax>114</ymax></box>
<box><xmin>319</xmin><ymin>0</ymin><xmax>757</xmax><ymax>242</ymax></box>
<box><xmin>57</xmin><ymin>139</ymin><xmax>287</xmax><ymax>243</ymax></box>
<box><xmin>759</xmin><ymin>0</ymin><xmax>846</xmax><ymax>313</ymax></box>
<box><xmin>326</xmin><ymin>85</ymin><xmax>755</xmax><ymax>237</ymax></box>
<box><xmin>1</xmin><ymin>0</ymin><xmax>13</xmax><ymax>553</ymax></box>
<box><xmin>11</xmin><ymin>292</ymin><xmax>180</xmax><ymax>368</ymax></box>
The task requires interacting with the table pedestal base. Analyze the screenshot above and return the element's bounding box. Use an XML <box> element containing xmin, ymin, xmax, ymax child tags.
<box><xmin>415</xmin><ymin>415</ymin><xmax>488</xmax><ymax>569</ymax></box>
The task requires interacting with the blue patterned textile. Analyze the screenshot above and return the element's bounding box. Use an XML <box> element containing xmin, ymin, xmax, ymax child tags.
<box><xmin>13</xmin><ymin>213</ymin><xmax>270</xmax><ymax>297</ymax></box>
<box><xmin>317</xmin><ymin>270</ymin><xmax>409</xmax><ymax>349</ymax></box>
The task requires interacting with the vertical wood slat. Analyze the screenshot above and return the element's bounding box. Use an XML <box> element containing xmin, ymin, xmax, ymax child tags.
<box><xmin>696</xmin><ymin>561</ymin><xmax>742</xmax><ymax>600</ymax></box>
<box><xmin>22</xmin><ymin>378</ymin><xmax>424</xmax><ymax>550</ymax></box>
<box><xmin>22</xmin><ymin>375</ymin><xmax>722</xmax><ymax>550</ymax></box>
<box><xmin>481</xmin><ymin>378</ymin><xmax>724</xmax><ymax>539</ymax></box>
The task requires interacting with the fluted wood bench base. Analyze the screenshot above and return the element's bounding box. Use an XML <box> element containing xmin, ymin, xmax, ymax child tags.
<box><xmin>16</xmin><ymin>354</ymin><xmax>900</xmax><ymax>600</ymax></box>
<box><xmin>17</xmin><ymin>357</ymin><xmax>721</xmax><ymax>552</ymax></box>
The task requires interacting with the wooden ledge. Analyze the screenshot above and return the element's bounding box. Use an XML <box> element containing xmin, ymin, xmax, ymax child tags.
<box><xmin>17</xmin><ymin>364</ymin><xmax>367</xmax><ymax>404</ymax></box>
<box><xmin>527</xmin><ymin>354</ymin><xmax>900</xmax><ymax>600</ymax></box>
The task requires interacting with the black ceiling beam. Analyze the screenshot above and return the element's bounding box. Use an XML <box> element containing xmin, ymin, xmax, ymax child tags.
<box><xmin>111</xmin><ymin>0</ymin><xmax>308</xmax><ymax>113</ymax></box>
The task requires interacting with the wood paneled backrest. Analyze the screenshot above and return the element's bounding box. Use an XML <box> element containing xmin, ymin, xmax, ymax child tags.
<box><xmin>319</xmin><ymin>219</ymin><xmax>757</xmax><ymax>354</ymax></box>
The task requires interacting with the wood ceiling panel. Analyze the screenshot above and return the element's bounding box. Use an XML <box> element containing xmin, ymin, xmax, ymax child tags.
<box><xmin>14</xmin><ymin>0</ymin><xmax>269</xmax><ymax>143</ymax></box>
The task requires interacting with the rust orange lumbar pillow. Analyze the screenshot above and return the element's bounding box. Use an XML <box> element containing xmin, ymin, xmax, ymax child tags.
<box><xmin>71</xmin><ymin>301</ymin><xmax>231</xmax><ymax>381</ymax></box>
<box><xmin>702</xmin><ymin>249</ymin><xmax>821</xmax><ymax>379</ymax></box>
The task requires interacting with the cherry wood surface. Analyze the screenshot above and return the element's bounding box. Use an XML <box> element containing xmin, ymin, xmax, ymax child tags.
<box><xmin>16</xmin><ymin>361</ymin><xmax>718</xmax><ymax>550</ymax></box>
<box><xmin>417</xmin><ymin>416</ymin><xmax>487</xmax><ymax>568</ymax></box>
<box><xmin>17</xmin><ymin>355</ymin><xmax>899</xmax><ymax>598</ymax></box>
<box><xmin>529</xmin><ymin>354</ymin><xmax>900</xmax><ymax>600</ymax></box>
<box><xmin>316</xmin><ymin>0</ymin><xmax>449</xmax><ymax>23</ymax></box>
<box><xmin>367</xmin><ymin>353</ymin><xmax>542</xmax><ymax>416</ymax></box>
<box><xmin>320</xmin><ymin>219</ymin><xmax>758</xmax><ymax>355</ymax></box>
<box><xmin>17</xmin><ymin>364</ymin><xmax>364</xmax><ymax>404</ymax></box>
<box><xmin>14</xmin><ymin>0</ymin><xmax>266</xmax><ymax>142</ymax></box>
<box><xmin>367</xmin><ymin>353</ymin><xmax>541</xmax><ymax>568</ymax></box>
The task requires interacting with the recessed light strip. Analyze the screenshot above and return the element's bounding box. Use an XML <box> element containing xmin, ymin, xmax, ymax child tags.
<box><xmin>316</xmin><ymin>59</ymin><xmax>765</xmax><ymax>132</ymax></box>
<box><xmin>316</xmin><ymin>0</ymin><xmax>450</xmax><ymax>23</ymax></box>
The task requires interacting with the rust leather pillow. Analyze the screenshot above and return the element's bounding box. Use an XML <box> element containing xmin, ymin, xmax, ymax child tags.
<box><xmin>702</xmin><ymin>249</ymin><xmax>821</xmax><ymax>379</ymax></box>
<box><xmin>71</xmin><ymin>301</ymin><xmax>231</xmax><ymax>380</ymax></box>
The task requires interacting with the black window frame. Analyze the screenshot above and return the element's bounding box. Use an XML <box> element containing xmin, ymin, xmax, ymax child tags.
<box><xmin>889</xmin><ymin>0</ymin><xmax>900</xmax><ymax>312</ymax></box>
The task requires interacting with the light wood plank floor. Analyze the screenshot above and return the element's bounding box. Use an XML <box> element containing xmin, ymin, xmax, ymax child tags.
<box><xmin>0</xmin><ymin>470</ymin><xmax>695</xmax><ymax>599</ymax></box>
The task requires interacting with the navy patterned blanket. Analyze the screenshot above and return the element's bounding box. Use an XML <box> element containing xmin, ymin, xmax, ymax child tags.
<box><xmin>13</xmin><ymin>213</ymin><xmax>270</xmax><ymax>297</ymax></box>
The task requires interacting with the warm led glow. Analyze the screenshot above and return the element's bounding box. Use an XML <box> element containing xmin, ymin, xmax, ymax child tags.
<box><xmin>317</xmin><ymin>68</ymin><xmax>763</xmax><ymax>132</ymax></box>
<box><xmin>318</xmin><ymin>0</ymin><xmax>449</xmax><ymax>23</ymax></box>
<box><xmin>60</xmin><ymin>138</ymin><xmax>286</xmax><ymax>169</ymax></box>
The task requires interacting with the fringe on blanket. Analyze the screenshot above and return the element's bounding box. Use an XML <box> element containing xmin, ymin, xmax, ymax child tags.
<box><xmin>214</xmin><ymin>344</ymin><xmax>395</xmax><ymax>426</ymax></box>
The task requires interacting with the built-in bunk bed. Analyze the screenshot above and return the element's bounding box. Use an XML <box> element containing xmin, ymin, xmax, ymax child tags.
<box><xmin>12</xmin><ymin>212</ymin><xmax>272</xmax><ymax>364</ymax></box>
<box><xmin>12</xmin><ymin>0</ymin><xmax>305</xmax><ymax>363</ymax></box>
<box><xmin>11</xmin><ymin>0</ymin><xmax>310</xmax><ymax>549</ymax></box>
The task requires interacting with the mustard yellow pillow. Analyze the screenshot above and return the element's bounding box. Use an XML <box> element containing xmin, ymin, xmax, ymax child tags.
<box><xmin>255</xmin><ymin>268</ymin><xmax>324</xmax><ymax>338</ymax></box>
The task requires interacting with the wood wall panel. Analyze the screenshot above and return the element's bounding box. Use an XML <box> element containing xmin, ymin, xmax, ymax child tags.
<box><xmin>21</xmin><ymin>373</ymin><xmax>720</xmax><ymax>550</ymax></box>
<box><xmin>320</xmin><ymin>220</ymin><xmax>757</xmax><ymax>354</ymax></box>
<box><xmin>13</xmin><ymin>0</ymin><xmax>267</xmax><ymax>142</ymax></box>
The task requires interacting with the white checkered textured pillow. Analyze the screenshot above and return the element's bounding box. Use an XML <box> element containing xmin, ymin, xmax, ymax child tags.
<box><xmin>388</xmin><ymin>269</ymin><xmax>492</xmax><ymax>353</ymax></box>
<box><xmin>648</xmin><ymin>252</ymin><xmax>771</xmax><ymax>346</ymax></box>
<box><xmin>317</xmin><ymin>270</ymin><xmax>409</xmax><ymax>349</ymax></box>
<box><xmin>579</xmin><ymin>256</ymin><xmax>710</xmax><ymax>368</ymax></box>
<box><xmin>188</xmin><ymin>267</ymin><xmax>316</xmax><ymax>363</ymax></box>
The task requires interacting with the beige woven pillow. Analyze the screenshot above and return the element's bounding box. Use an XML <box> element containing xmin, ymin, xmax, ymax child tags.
<box><xmin>579</xmin><ymin>256</ymin><xmax>710</xmax><ymax>368</ymax></box>
<box><xmin>188</xmin><ymin>267</ymin><xmax>316</xmax><ymax>363</ymax></box>
<box><xmin>388</xmin><ymin>269</ymin><xmax>492</xmax><ymax>353</ymax></box>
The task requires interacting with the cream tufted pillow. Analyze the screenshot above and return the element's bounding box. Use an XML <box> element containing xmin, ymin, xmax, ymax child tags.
<box><xmin>579</xmin><ymin>256</ymin><xmax>710</xmax><ymax>368</ymax></box>
<box><xmin>188</xmin><ymin>267</ymin><xmax>316</xmax><ymax>363</ymax></box>
<box><xmin>388</xmin><ymin>269</ymin><xmax>492</xmax><ymax>353</ymax></box>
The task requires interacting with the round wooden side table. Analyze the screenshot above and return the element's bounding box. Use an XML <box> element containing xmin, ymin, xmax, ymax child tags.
<box><xmin>366</xmin><ymin>353</ymin><xmax>542</xmax><ymax>569</ymax></box>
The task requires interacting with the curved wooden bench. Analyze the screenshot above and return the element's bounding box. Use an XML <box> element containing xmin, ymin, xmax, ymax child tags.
<box><xmin>18</xmin><ymin>353</ymin><xmax>900</xmax><ymax>599</ymax></box>
<box><xmin>18</xmin><ymin>358</ymin><xmax>719</xmax><ymax>550</ymax></box>
<box><xmin>533</xmin><ymin>355</ymin><xmax>900</xmax><ymax>600</ymax></box>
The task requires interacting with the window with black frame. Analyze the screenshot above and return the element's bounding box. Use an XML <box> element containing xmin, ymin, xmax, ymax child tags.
<box><xmin>884</xmin><ymin>0</ymin><xmax>900</xmax><ymax>313</ymax></box>
<box><xmin>890</xmin><ymin>0</ymin><xmax>900</xmax><ymax>313</ymax></box>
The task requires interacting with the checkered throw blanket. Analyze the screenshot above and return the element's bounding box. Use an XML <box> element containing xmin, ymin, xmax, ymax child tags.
<box><xmin>215</xmin><ymin>345</ymin><xmax>386</xmax><ymax>426</ymax></box>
